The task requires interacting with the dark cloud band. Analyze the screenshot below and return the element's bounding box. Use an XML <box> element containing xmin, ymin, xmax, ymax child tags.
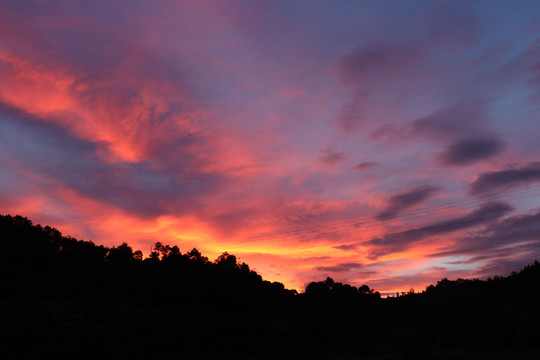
<box><xmin>376</xmin><ymin>185</ymin><xmax>441</xmax><ymax>220</ymax></box>
<box><xmin>470</xmin><ymin>162</ymin><xmax>540</xmax><ymax>194</ymax></box>
<box><xmin>314</xmin><ymin>262</ymin><xmax>363</xmax><ymax>273</ymax></box>
<box><xmin>438</xmin><ymin>136</ymin><xmax>504</xmax><ymax>166</ymax></box>
<box><xmin>367</xmin><ymin>202</ymin><xmax>513</xmax><ymax>259</ymax></box>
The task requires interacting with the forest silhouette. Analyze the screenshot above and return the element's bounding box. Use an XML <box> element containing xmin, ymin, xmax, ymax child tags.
<box><xmin>1</xmin><ymin>214</ymin><xmax>539</xmax><ymax>359</ymax></box>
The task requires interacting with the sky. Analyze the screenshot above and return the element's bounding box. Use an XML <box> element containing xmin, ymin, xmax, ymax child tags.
<box><xmin>1</xmin><ymin>0</ymin><xmax>540</xmax><ymax>294</ymax></box>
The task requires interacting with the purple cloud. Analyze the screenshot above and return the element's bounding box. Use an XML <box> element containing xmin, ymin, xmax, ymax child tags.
<box><xmin>373</xmin><ymin>100</ymin><xmax>506</xmax><ymax>166</ymax></box>
<box><xmin>409</xmin><ymin>101</ymin><xmax>489</xmax><ymax>141</ymax></box>
<box><xmin>367</xmin><ymin>202</ymin><xmax>513</xmax><ymax>259</ymax></box>
<box><xmin>333</xmin><ymin>243</ymin><xmax>360</xmax><ymax>251</ymax></box>
<box><xmin>318</xmin><ymin>147</ymin><xmax>348</xmax><ymax>165</ymax></box>
<box><xmin>453</xmin><ymin>211</ymin><xmax>540</xmax><ymax>254</ymax></box>
<box><xmin>335</xmin><ymin>41</ymin><xmax>431</xmax><ymax>131</ymax></box>
<box><xmin>470</xmin><ymin>162</ymin><xmax>540</xmax><ymax>194</ymax></box>
<box><xmin>376</xmin><ymin>185</ymin><xmax>441</xmax><ymax>220</ymax></box>
<box><xmin>314</xmin><ymin>262</ymin><xmax>363</xmax><ymax>273</ymax></box>
<box><xmin>0</xmin><ymin>101</ymin><xmax>225</xmax><ymax>218</ymax></box>
<box><xmin>438</xmin><ymin>136</ymin><xmax>505</xmax><ymax>166</ymax></box>
<box><xmin>352</xmin><ymin>161</ymin><xmax>379</xmax><ymax>171</ymax></box>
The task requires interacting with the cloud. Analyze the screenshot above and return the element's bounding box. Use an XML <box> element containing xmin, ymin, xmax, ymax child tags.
<box><xmin>352</xmin><ymin>161</ymin><xmax>379</xmax><ymax>171</ymax></box>
<box><xmin>476</xmin><ymin>255</ymin><xmax>540</xmax><ymax>280</ymax></box>
<box><xmin>333</xmin><ymin>243</ymin><xmax>360</xmax><ymax>251</ymax></box>
<box><xmin>0</xmin><ymin>2</ymin><xmax>204</xmax><ymax>165</ymax></box>
<box><xmin>335</xmin><ymin>41</ymin><xmax>431</xmax><ymax>131</ymax></box>
<box><xmin>470</xmin><ymin>162</ymin><xmax>540</xmax><ymax>194</ymax></box>
<box><xmin>373</xmin><ymin>100</ymin><xmax>505</xmax><ymax>166</ymax></box>
<box><xmin>434</xmin><ymin>211</ymin><xmax>540</xmax><ymax>257</ymax></box>
<box><xmin>336</xmin><ymin>101</ymin><xmax>365</xmax><ymax>132</ymax></box>
<box><xmin>314</xmin><ymin>262</ymin><xmax>363</xmax><ymax>273</ymax></box>
<box><xmin>524</xmin><ymin>37</ymin><xmax>540</xmax><ymax>100</ymax></box>
<box><xmin>367</xmin><ymin>202</ymin><xmax>513</xmax><ymax>259</ymax></box>
<box><xmin>0</xmin><ymin>102</ymin><xmax>225</xmax><ymax>218</ymax></box>
<box><xmin>336</xmin><ymin>41</ymin><xmax>429</xmax><ymax>87</ymax></box>
<box><xmin>304</xmin><ymin>256</ymin><xmax>332</xmax><ymax>261</ymax></box>
<box><xmin>420</xmin><ymin>0</ymin><xmax>481</xmax><ymax>49</ymax></box>
<box><xmin>376</xmin><ymin>185</ymin><xmax>441</xmax><ymax>220</ymax></box>
<box><xmin>371</xmin><ymin>100</ymin><xmax>501</xmax><ymax>160</ymax></box>
<box><xmin>438</xmin><ymin>136</ymin><xmax>504</xmax><ymax>166</ymax></box>
<box><xmin>335</xmin><ymin>1</ymin><xmax>482</xmax><ymax>133</ymax></box>
<box><xmin>318</xmin><ymin>147</ymin><xmax>348</xmax><ymax>165</ymax></box>
<box><xmin>409</xmin><ymin>100</ymin><xmax>489</xmax><ymax>141</ymax></box>
<box><xmin>367</xmin><ymin>266</ymin><xmax>454</xmax><ymax>294</ymax></box>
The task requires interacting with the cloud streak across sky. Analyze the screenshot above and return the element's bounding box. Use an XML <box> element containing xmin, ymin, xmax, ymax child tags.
<box><xmin>1</xmin><ymin>1</ymin><xmax>540</xmax><ymax>293</ymax></box>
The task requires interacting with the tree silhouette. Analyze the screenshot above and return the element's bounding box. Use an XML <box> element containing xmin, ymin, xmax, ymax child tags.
<box><xmin>106</xmin><ymin>242</ymin><xmax>135</xmax><ymax>263</ymax></box>
<box><xmin>215</xmin><ymin>251</ymin><xmax>238</xmax><ymax>268</ymax></box>
<box><xmin>187</xmin><ymin>248</ymin><xmax>208</xmax><ymax>263</ymax></box>
<box><xmin>1</xmin><ymin>212</ymin><xmax>540</xmax><ymax>359</ymax></box>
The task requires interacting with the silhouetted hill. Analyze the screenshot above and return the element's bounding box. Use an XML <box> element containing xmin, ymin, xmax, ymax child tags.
<box><xmin>1</xmin><ymin>213</ymin><xmax>539</xmax><ymax>359</ymax></box>
<box><xmin>0</xmin><ymin>214</ymin><xmax>295</xmax><ymax>303</ymax></box>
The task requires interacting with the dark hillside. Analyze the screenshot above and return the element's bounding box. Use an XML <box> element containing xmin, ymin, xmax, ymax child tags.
<box><xmin>1</xmin><ymin>214</ymin><xmax>539</xmax><ymax>359</ymax></box>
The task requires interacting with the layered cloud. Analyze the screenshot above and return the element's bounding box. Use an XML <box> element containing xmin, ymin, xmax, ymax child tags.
<box><xmin>438</xmin><ymin>136</ymin><xmax>505</xmax><ymax>166</ymax></box>
<box><xmin>436</xmin><ymin>211</ymin><xmax>540</xmax><ymax>257</ymax></box>
<box><xmin>372</xmin><ymin>100</ymin><xmax>507</xmax><ymax>167</ymax></box>
<box><xmin>314</xmin><ymin>262</ymin><xmax>364</xmax><ymax>273</ymax></box>
<box><xmin>352</xmin><ymin>162</ymin><xmax>379</xmax><ymax>172</ymax></box>
<box><xmin>367</xmin><ymin>202</ymin><xmax>513</xmax><ymax>259</ymax></box>
<box><xmin>470</xmin><ymin>163</ymin><xmax>540</xmax><ymax>194</ymax></box>
<box><xmin>376</xmin><ymin>185</ymin><xmax>441</xmax><ymax>220</ymax></box>
<box><xmin>318</xmin><ymin>147</ymin><xmax>348</xmax><ymax>166</ymax></box>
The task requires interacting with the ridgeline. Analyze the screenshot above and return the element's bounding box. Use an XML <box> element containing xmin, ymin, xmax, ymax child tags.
<box><xmin>1</xmin><ymin>214</ymin><xmax>539</xmax><ymax>359</ymax></box>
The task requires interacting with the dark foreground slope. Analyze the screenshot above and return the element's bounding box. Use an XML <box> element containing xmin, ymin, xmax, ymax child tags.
<box><xmin>1</xmin><ymin>214</ymin><xmax>539</xmax><ymax>359</ymax></box>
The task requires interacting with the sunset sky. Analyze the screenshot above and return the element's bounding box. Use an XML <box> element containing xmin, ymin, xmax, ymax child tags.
<box><xmin>1</xmin><ymin>1</ymin><xmax>540</xmax><ymax>294</ymax></box>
